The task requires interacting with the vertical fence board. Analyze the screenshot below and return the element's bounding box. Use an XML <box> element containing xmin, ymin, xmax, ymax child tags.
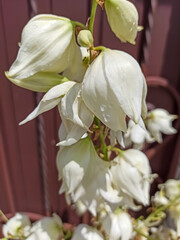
<box><xmin>1</xmin><ymin>0</ymin><xmax>44</xmax><ymax>214</ymax></box>
<box><xmin>52</xmin><ymin>0</ymin><xmax>88</xmax><ymax>22</ymax></box>
<box><xmin>37</xmin><ymin>0</ymin><xmax>52</xmax><ymax>13</ymax></box>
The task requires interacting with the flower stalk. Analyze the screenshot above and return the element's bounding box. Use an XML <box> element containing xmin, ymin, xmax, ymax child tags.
<box><xmin>88</xmin><ymin>0</ymin><xmax>98</xmax><ymax>34</ymax></box>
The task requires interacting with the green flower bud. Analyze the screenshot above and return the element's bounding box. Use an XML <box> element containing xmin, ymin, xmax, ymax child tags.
<box><xmin>77</xmin><ymin>30</ymin><xmax>94</xmax><ymax>48</ymax></box>
<box><xmin>105</xmin><ymin>0</ymin><xmax>142</xmax><ymax>44</ymax></box>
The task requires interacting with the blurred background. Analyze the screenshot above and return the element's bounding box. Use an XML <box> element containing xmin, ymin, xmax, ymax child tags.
<box><xmin>0</xmin><ymin>0</ymin><xmax>180</xmax><ymax>224</ymax></box>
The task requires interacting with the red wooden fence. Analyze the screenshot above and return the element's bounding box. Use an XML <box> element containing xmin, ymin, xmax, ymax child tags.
<box><xmin>0</xmin><ymin>0</ymin><xmax>180</xmax><ymax>225</ymax></box>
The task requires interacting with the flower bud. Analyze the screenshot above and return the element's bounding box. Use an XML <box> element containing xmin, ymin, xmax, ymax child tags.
<box><xmin>77</xmin><ymin>30</ymin><xmax>94</xmax><ymax>48</ymax></box>
<box><xmin>105</xmin><ymin>0</ymin><xmax>142</xmax><ymax>44</ymax></box>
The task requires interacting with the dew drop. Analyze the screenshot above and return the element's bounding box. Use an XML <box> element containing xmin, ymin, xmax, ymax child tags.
<box><xmin>100</xmin><ymin>104</ymin><xmax>106</xmax><ymax>112</ymax></box>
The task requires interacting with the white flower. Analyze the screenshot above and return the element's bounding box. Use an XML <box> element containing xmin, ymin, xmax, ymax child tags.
<box><xmin>145</xmin><ymin>108</ymin><xmax>177</xmax><ymax>143</ymax></box>
<box><xmin>56</xmin><ymin>137</ymin><xmax>113</xmax><ymax>216</ymax></box>
<box><xmin>110</xmin><ymin>149</ymin><xmax>153</xmax><ymax>207</ymax></box>
<box><xmin>6</xmin><ymin>14</ymin><xmax>85</xmax><ymax>91</ymax></box>
<box><xmin>105</xmin><ymin>0</ymin><xmax>142</xmax><ymax>44</ymax></box>
<box><xmin>82</xmin><ymin>49</ymin><xmax>147</xmax><ymax>132</ymax></box>
<box><xmin>3</xmin><ymin>213</ymin><xmax>31</xmax><ymax>238</ymax></box>
<box><xmin>72</xmin><ymin>224</ymin><xmax>104</xmax><ymax>240</ymax></box>
<box><xmin>151</xmin><ymin>191</ymin><xmax>169</xmax><ymax>207</ymax></box>
<box><xmin>102</xmin><ymin>210</ymin><xmax>132</xmax><ymax>240</ymax></box>
<box><xmin>26</xmin><ymin>214</ymin><xmax>62</xmax><ymax>240</ymax></box>
<box><xmin>161</xmin><ymin>179</ymin><xmax>180</xmax><ymax>200</ymax></box>
<box><xmin>124</xmin><ymin>119</ymin><xmax>154</xmax><ymax>149</ymax></box>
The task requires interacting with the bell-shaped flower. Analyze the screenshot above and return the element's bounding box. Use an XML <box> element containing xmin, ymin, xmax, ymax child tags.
<box><xmin>145</xmin><ymin>108</ymin><xmax>177</xmax><ymax>143</ymax></box>
<box><xmin>110</xmin><ymin>149</ymin><xmax>153</xmax><ymax>206</ymax></box>
<box><xmin>19</xmin><ymin>81</ymin><xmax>75</xmax><ymax>125</ymax></box>
<box><xmin>58</xmin><ymin>83</ymin><xmax>94</xmax><ymax>146</ymax></box>
<box><xmin>151</xmin><ymin>191</ymin><xmax>169</xmax><ymax>207</ymax></box>
<box><xmin>124</xmin><ymin>119</ymin><xmax>154</xmax><ymax>149</ymax></box>
<box><xmin>71</xmin><ymin>224</ymin><xmax>104</xmax><ymax>240</ymax></box>
<box><xmin>3</xmin><ymin>213</ymin><xmax>31</xmax><ymax>238</ymax></box>
<box><xmin>82</xmin><ymin>48</ymin><xmax>147</xmax><ymax>132</ymax></box>
<box><xmin>102</xmin><ymin>210</ymin><xmax>132</xmax><ymax>240</ymax></box>
<box><xmin>6</xmin><ymin>14</ymin><xmax>85</xmax><ymax>89</ymax></box>
<box><xmin>160</xmin><ymin>179</ymin><xmax>180</xmax><ymax>201</ymax></box>
<box><xmin>105</xmin><ymin>0</ymin><xmax>142</xmax><ymax>44</ymax></box>
<box><xmin>56</xmin><ymin>137</ymin><xmax>117</xmax><ymax>216</ymax></box>
<box><xmin>26</xmin><ymin>214</ymin><xmax>63</xmax><ymax>240</ymax></box>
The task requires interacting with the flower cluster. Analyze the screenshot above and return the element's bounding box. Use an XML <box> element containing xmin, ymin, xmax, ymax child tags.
<box><xmin>2</xmin><ymin>0</ymin><xmax>179</xmax><ymax>239</ymax></box>
<box><xmin>2</xmin><ymin>213</ymin><xmax>63</xmax><ymax>240</ymax></box>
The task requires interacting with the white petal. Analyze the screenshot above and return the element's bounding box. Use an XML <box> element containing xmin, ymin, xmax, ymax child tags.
<box><xmin>72</xmin><ymin>224</ymin><xmax>104</xmax><ymax>240</ymax></box>
<box><xmin>19</xmin><ymin>81</ymin><xmax>75</xmax><ymax>125</ymax></box>
<box><xmin>103</xmin><ymin>50</ymin><xmax>144</xmax><ymax>123</ymax></box>
<box><xmin>62</xmin><ymin>161</ymin><xmax>84</xmax><ymax>193</ymax></box>
<box><xmin>82</xmin><ymin>50</ymin><xmax>127</xmax><ymax>131</ymax></box>
<box><xmin>63</xmin><ymin>41</ymin><xmax>86</xmax><ymax>82</ymax></box>
<box><xmin>61</xmin><ymin>83</ymin><xmax>94</xmax><ymax>129</ymax></box>
<box><xmin>5</xmin><ymin>71</ymin><xmax>69</xmax><ymax>92</ymax></box>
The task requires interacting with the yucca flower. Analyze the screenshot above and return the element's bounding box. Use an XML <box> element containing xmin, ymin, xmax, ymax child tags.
<box><xmin>6</xmin><ymin>14</ymin><xmax>85</xmax><ymax>91</ymax></box>
<box><xmin>82</xmin><ymin>48</ymin><xmax>147</xmax><ymax>132</ymax></box>
<box><xmin>145</xmin><ymin>108</ymin><xmax>177</xmax><ymax>143</ymax></box>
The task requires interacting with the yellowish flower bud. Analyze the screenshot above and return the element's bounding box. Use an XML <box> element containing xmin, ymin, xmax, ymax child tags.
<box><xmin>77</xmin><ymin>30</ymin><xmax>94</xmax><ymax>48</ymax></box>
<box><xmin>105</xmin><ymin>0</ymin><xmax>142</xmax><ymax>44</ymax></box>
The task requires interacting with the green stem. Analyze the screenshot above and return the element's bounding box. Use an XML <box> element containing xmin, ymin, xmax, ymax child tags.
<box><xmin>89</xmin><ymin>0</ymin><xmax>98</xmax><ymax>35</ymax></box>
<box><xmin>107</xmin><ymin>146</ymin><xmax>123</xmax><ymax>155</ymax></box>
<box><xmin>0</xmin><ymin>210</ymin><xmax>8</xmax><ymax>223</ymax></box>
<box><xmin>145</xmin><ymin>194</ymin><xmax>180</xmax><ymax>225</ymax></box>
<box><xmin>95</xmin><ymin>118</ymin><xmax>108</xmax><ymax>161</ymax></box>
<box><xmin>93</xmin><ymin>46</ymin><xmax>106</xmax><ymax>51</ymax></box>
<box><xmin>74</xmin><ymin>21</ymin><xmax>87</xmax><ymax>29</ymax></box>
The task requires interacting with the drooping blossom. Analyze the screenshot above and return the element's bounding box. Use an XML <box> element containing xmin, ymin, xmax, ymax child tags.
<box><xmin>105</xmin><ymin>0</ymin><xmax>142</xmax><ymax>44</ymax></box>
<box><xmin>82</xmin><ymin>48</ymin><xmax>147</xmax><ymax>133</ymax></box>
